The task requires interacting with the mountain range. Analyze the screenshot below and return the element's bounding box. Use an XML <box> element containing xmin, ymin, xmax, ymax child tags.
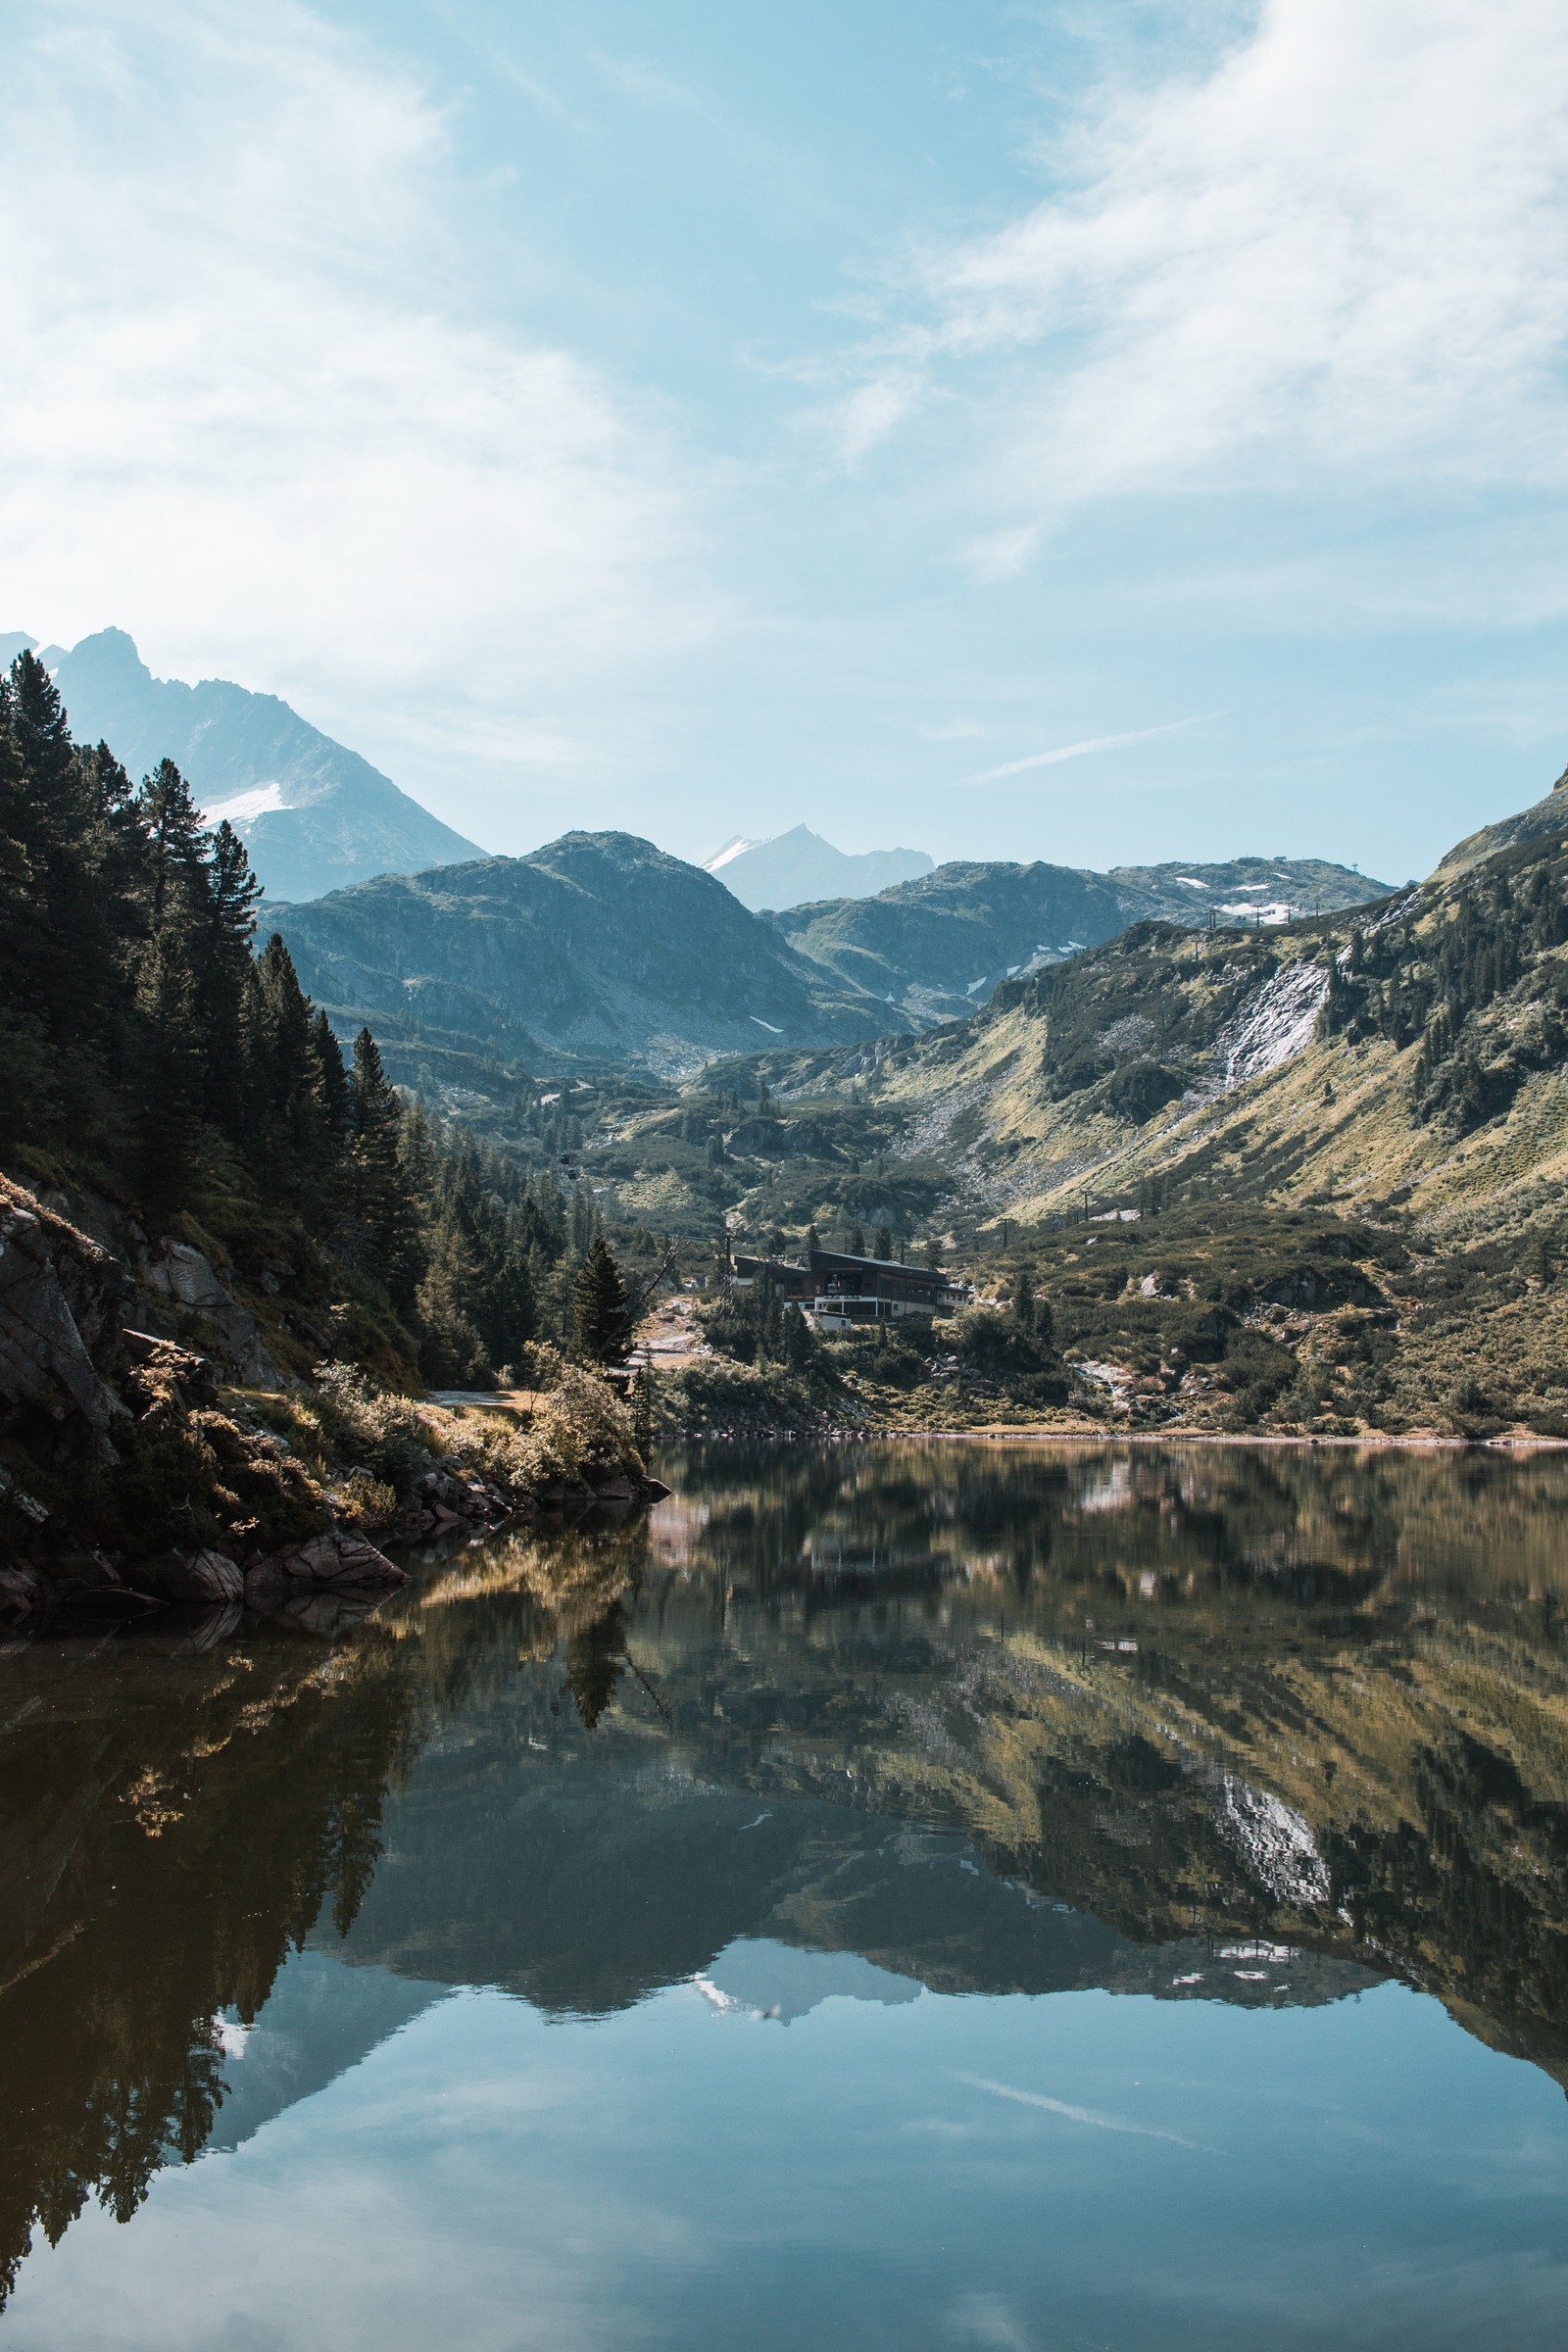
<box><xmin>828</xmin><ymin>763</ymin><xmax>1568</xmax><ymax>1253</ymax></box>
<box><xmin>774</xmin><ymin>852</ymin><xmax>1383</xmax><ymax>1024</ymax></box>
<box><xmin>21</xmin><ymin>627</ymin><xmax>484</xmax><ymax>900</ymax></box>
<box><xmin>272</xmin><ymin>831</ymin><xmax>892</xmax><ymax>1083</ymax></box>
<box><xmin>274</xmin><ymin>833</ymin><xmax>1386</xmax><ymax>1083</ymax></box>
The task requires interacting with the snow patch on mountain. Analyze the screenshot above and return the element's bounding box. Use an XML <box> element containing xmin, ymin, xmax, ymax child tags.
<box><xmin>703</xmin><ymin>835</ymin><xmax>761</xmax><ymax>873</ymax></box>
<box><xmin>204</xmin><ymin>781</ymin><xmax>288</xmax><ymax>827</ymax></box>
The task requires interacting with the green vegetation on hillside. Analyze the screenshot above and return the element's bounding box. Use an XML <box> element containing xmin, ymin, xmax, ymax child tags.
<box><xmin>619</xmin><ymin>764</ymin><xmax>1568</xmax><ymax>1439</ymax></box>
<box><xmin>0</xmin><ymin>649</ymin><xmax>599</xmax><ymax>1390</ymax></box>
<box><xmin>0</xmin><ymin>652</ymin><xmax>664</xmax><ymax>1572</ymax></box>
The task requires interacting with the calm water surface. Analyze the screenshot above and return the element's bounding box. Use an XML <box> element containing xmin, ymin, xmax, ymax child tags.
<box><xmin>4</xmin><ymin>1441</ymin><xmax>1568</xmax><ymax>2349</ymax></box>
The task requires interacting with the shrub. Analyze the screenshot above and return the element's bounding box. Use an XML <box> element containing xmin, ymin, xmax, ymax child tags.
<box><xmin>951</xmin><ymin>1307</ymin><xmax>1069</xmax><ymax>1405</ymax></box>
<box><xmin>529</xmin><ymin>1367</ymin><xmax>642</xmax><ymax>1483</ymax></box>
<box><xmin>312</xmin><ymin>1362</ymin><xmax>436</xmax><ymax>1495</ymax></box>
<box><xmin>338</xmin><ymin>1472</ymin><xmax>399</xmax><ymax>1534</ymax></box>
<box><xmin>1106</xmin><ymin>1059</ymin><xmax>1186</xmax><ymax>1123</ymax></box>
<box><xmin>659</xmin><ymin>1358</ymin><xmax>839</xmax><ymax>1436</ymax></box>
<box><xmin>865</xmin><ymin>1331</ymin><xmax>931</xmax><ymax>1390</ymax></box>
<box><xmin>954</xmin><ymin>1308</ymin><xmax>1051</xmax><ymax>1379</ymax></box>
<box><xmin>111</xmin><ymin>1365</ymin><xmax>328</xmax><ymax>1556</ymax></box>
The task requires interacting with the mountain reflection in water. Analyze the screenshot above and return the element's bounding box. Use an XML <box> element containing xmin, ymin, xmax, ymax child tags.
<box><xmin>4</xmin><ymin>1440</ymin><xmax>1568</xmax><ymax>2348</ymax></box>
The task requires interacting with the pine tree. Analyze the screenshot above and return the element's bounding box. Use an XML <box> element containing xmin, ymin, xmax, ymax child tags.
<box><xmin>132</xmin><ymin>930</ymin><xmax>203</xmax><ymax>1210</ymax></box>
<box><xmin>570</xmin><ymin>1178</ymin><xmax>598</xmax><ymax>1260</ymax></box>
<box><xmin>348</xmin><ymin>1029</ymin><xmax>420</xmax><ymax>1306</ymax></box>
<box><xmin>0</xmin><ymin>699</ymin><xmax>51</xmax><ymax>1148</ymax></box>
<box><xmin>1013</xmin><ymin>1264</ymin><xmax>1037</xmax><ymax>1333</ymax></box>
<box><xmin>4</xmin><ymin>653</ymin><xmax>114</xmax><ymax>1084</ymax></box>
<box><xmin>416</xmin><ymin>1176</ymin><xmax>491</xmax><ymax>1385</ymax></box>
<box><xmin>572</xmin><ymin>1237</ymin><xmax>633</xmax><ymax>1363</ymax></box>
<box><xmin>251</xmin><ymin>935</ymin><xmax>341</xmax><ymax>1213</ymax></box>
<box><xmin>137</xmin><ymin>758</ymin><xmax>210</xmax><ymax>933</ymax></box>
<box><xmin>782</xmin><ymin>1303</ymin><xmax>816</xmax><ymax>1370</ymax></box>
<box><xmin>632</xmin><ymin>1361</ymin><xmax>657</xmax><ymax>1460</ymax></box>
<box><xmin>310</xmin><ymin>1010</ymin><xmax>350</xmax><ymax>1159</ymax></box>
<box><xmin>192</xmin><ymin>820</ymin><xmax>262</xmax><ymax>1133</ymax></box>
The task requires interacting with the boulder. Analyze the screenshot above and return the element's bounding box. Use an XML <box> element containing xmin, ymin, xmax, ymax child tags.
<box><xmin>133</xmin><ymin>1548</ymin><xmax>245</xmax><ymax>1604</ymax></box>
<box><xmin>248</xmin><ymin>1527</ymin><xmax>408</xmax><ymax>1600</ymax></box>
<box><xmin>142</xmin><ymin>1240</ymin><xmax>230</xmax><ymax>1311</ymax></box>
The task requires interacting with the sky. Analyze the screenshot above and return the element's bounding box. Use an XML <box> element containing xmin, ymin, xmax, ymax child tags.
<box><xmin>2</xmin><ymin>0</ymin><xmax>1566</xmax><ymax>882</ymax></box>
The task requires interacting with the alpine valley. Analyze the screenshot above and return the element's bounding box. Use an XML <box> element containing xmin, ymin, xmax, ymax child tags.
<box><xmin>6</xmin><ymin>616</ymin><xmax>1568</xmax><ymax>1615</ymax></box>
<box><xmin>404</xmin><ymin>756</ymin><xmax>1568</xmax><ymax>1447</ymax></box>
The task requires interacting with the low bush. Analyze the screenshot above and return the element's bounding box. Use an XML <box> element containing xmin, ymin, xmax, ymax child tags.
<box><xmin>313</xmin><ymin>1363</ymin><xmax>436</xmax><ymax>1495</ymax></box>
<box><xmin>528</xmin><ymin>1367</ymin><xmax>643</xmax><ymax>1484</ymax></box>
<box><xmin>659</xmin><ymin>1358</ymin><xmax>843</xmax><ymax>1437</ymax></box>
<box><xmin>110</xmin><ymin>1358</ymin><xmax>329</xmax><ymax>1557</ymax></box>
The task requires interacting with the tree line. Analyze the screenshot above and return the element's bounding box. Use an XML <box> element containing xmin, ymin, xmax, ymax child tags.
<box><xmin>1318</xmin><ymin>844</ymin><xmax>1568</xmax><ymax>1132</ymax></box>
<box><xmin>0</xmin><ymin>650</ymin><xmax>640</xmax><ymax>1385</ymax></box>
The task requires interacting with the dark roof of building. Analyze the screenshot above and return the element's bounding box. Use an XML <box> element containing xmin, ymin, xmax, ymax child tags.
<box><xmin>808</xmin><ymin>1247</ymin><xmax>942</xmax><ymax>1278</ymax></box>
<box><xmin>732</xmin><ymin>1247</ymin><xmax>956</xmax><ymax>1293</ymax></box>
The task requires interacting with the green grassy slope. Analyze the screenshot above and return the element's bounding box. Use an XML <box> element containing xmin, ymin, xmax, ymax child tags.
<box><xmin>581</xmin><ymin>764</ymin><xmax>1568</xmax><ymax>1437</ymax></box>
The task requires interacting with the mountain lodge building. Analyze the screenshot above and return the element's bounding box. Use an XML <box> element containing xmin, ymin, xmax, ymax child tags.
<box><xmin>728</xmin><ymin>1246</ymin><xmax>968</xmax><ymax>1330</ymax></box>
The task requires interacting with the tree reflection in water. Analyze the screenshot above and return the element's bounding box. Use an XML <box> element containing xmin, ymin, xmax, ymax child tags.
<box><xmin>4</xmin><ymin>1438</ymin><xmax>1568</xmax><ymax>2303</ymax></box>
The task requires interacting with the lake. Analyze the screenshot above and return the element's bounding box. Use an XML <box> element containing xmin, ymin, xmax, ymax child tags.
<box><xmin>3</xmin><ymin>1440</ymin><xmax>1567</xmax><ymax>2349</ymax></box>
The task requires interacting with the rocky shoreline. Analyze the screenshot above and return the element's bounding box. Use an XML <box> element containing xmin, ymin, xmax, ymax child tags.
<box><xmin>0</xmin><ymin>1461</ymin><xmax>673</xmax><ymax>1637</ymax></box>
<box><xmin>0</xmin><ymin>1172</ymin><xmax>667</xmax><ymax>1635</ymax></box>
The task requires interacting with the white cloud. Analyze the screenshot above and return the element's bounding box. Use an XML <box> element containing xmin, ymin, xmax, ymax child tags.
<box><xmin>917</xmin><ymin>0</ymin><xmax>1568</xmax><ymax>515</ymax></box>
<box><xmin>956</xmin><ymin>2072</ymin><xmax>1209</xmax><ymax>2151</ymax></box>
<box><xmin>960</xmin><ymin>716</ymin><xmax>1201</xmax><ymax>784</ymax></box>
<box><xmin>0</xmin><ymin>2</ymin><xmax>714</xmax><ymax>793</ymax></box>
<box><xmin>822</xmin><ymin>369</ymin><xmax>925</xmax><ymax>466</ymax></box>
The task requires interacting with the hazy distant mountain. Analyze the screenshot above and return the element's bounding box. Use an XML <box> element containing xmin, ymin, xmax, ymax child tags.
<box><xmin>705</xmin><ymin>825</ymin><xmax>934</xmax><ymax>910</ymax></box>
<box><xmin>778</xmin><ymin>853</ymin><xmax>1391</xmax><ymax>1024</ymax></box>
<box><xmin>32</xmin><ymin>627</ymin><xmax>484</xmax><ymax>902</ymax></box>
<box><xmin>274</xmin><ymin>831</ymin><xmax>907</xmax><ymax>1081</ymax></box>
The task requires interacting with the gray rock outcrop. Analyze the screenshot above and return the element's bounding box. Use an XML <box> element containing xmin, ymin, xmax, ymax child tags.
<box><xmin>244</xmin><ymin>1528</ymin><xmax>408</xmax><ymax>1615</ymax></box>
<box><xmin>141</xmin><ymin>1240</ymin><xmax>282</xmax><ymax>1387</ymax></box>
<box><xmin>0</xmin><ymin>1184</ymin><xmax>128</xmax><ymax>1466</ymax></box>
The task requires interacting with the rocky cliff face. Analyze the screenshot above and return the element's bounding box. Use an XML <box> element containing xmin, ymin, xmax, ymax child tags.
<box><xmin>0</xmin><ymin>1183</ymin><xmax>129</xmax><ymax>1471</ymax></box>
<box><xmin>0</xmin><ymin>1175</ymin><xmax>402</xmax><ymax>1624</ymax></box>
